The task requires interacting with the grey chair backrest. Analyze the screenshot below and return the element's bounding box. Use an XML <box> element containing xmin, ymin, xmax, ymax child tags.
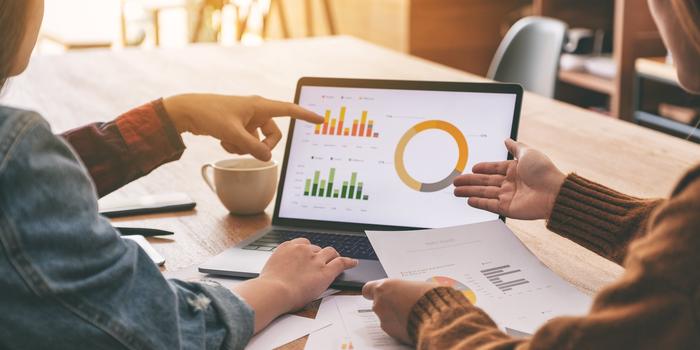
<box><xmin>487</xmin><ymin>16</ymin><xmax>568</xmax><ymax>98</ymax></box>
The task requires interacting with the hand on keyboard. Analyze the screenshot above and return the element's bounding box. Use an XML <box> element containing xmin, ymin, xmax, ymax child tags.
<box><xmin>243</xmin><ymin>230</ymin><xmax>378</xmax><ymax>260</ymax></box>
<box><xmin>259</xmin><ymin>237</ymin><xmax>359</xmax><ymax>311</ymax></box>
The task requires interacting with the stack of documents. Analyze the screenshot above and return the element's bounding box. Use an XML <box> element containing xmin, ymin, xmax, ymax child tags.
<box><xmin>365</xmin><ymin>220</ymin><xmax>592</xmax><ymax>335</ymax></box>
<box><xmin>305</xmin><ymin>295</ymin><xmax>410</xmax><ymax>350</ymax></box>
<box><xmin>175</xmin><ymin>220</ymin><xmax>593</xmax><ymax>349</ymax></box>
<box><xmin>302</xmin><ymin>220</ymin><xmax>592</xmax><ymax>348</ymax></box>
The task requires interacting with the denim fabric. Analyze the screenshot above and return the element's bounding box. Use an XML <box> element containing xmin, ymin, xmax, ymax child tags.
<box><xmin>0</xmin><ymin>106</ymin><xmax>254</xmax><ymax>349</ymax></box>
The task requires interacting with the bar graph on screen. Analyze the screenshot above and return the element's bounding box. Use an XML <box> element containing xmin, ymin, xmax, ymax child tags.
<box><xmin>303</xmin><ymin>168</ymin><xmax>370</xmax><ymax>201</ymax></box>
<box><xmin>314</xmin><ymin>106</ymin><xmax>380</xmax><ymax>138</ymax></box>
<box><xmin>481</xmin><ymin>264</ymin><xmax>530</xmax><ymax>292</ymax></box>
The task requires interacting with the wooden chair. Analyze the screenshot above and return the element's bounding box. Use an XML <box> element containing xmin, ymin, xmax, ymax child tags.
<box><xmin>487</xmin><ymin>16</ymin><xmax>568</xmax><ymax>98</ymax></box>
<box><xmin>191</xmin><ymin>0</ymin><xmax>337</xmax><ymax>43</ymax></box>
<box><xmin>303</xmin><ymin>0</ymin><xmax>337</xmax><ymax>36</ymax></box>
<box><xmin>120</xmin><ymin>0</ymin><xmax>185</xmax><ymax>47</ymax></box>
<box><xmin>122</xmin><ymin>0</ymin><xmax>338</xmax><ymax>45</ymax></box>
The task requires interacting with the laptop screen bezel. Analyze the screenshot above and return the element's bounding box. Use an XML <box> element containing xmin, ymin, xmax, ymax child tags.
<box><xmin>272</xmin><ymin>77</ymin><xmax>522</xmax><ymax>232</ymax></box>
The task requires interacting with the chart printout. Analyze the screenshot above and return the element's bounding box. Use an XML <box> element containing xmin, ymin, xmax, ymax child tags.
<box><xmin>278</xmin><ymin>86</ymin><xmax>516</xmax><ymax>228</ymax></box>
<box><xmin>366</xmin><ymin>220</ymin><xmax>593</xmax><ymax>334</ymax></box>
<box><xmin>305</xmin><ymin>295</ymin><xmax>410</xmax><ymax>350</ymax></box>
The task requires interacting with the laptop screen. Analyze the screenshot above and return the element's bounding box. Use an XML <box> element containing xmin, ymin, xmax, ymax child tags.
<box><xmin>277</xmin><ymin>83</ymin><xmax>519</xmax><ymax>229</ymax></box>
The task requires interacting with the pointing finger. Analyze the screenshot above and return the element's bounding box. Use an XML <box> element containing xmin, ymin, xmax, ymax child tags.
<box><xmin>255</xmin><ymin>96</ymin><xmax>324</xmax><ymax>123</ymax></box>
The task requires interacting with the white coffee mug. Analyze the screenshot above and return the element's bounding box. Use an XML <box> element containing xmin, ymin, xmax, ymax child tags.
<box><xmin>201</xmin><ymin>158</ymin><xmax>278</xmax><ymax>215</ymax></box>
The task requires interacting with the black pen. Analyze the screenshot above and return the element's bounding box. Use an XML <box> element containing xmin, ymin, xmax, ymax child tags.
<box><xmin>116</xmin><ymin>227</ymin><xmax>174</xmax><ymax>237</ymax></box>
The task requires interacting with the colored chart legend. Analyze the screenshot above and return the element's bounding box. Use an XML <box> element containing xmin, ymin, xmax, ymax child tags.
<box><xmin>314</xmin><ymin>106</ymin><xmax>380</xmax><ymax>138</ymax></box>
<box><xmin>303</xmin><ymin>168</ymin><xmax>369</xmax><ymax>200</ymax></box>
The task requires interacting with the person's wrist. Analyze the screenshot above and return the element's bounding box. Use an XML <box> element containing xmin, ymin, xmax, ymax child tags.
<box><xmin>162</xmin><ymin>95</ymin><xmax>192</xmax><ymax>134</ymax></box>
<box><xmin>256</xmin><ymin>275</ymin><xmax>298</xmax><ymax>313</ymax></box>
<box><xmin>543</xmin><ymin>170</ymin><xmax>567</xmax><ymax>219</ymax></box>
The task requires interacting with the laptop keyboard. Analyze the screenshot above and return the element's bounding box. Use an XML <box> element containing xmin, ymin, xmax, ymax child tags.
<box><xmin>243</xmin><ymin>229</ymin><xmax>378</xmax><ymax>260</ymax></box>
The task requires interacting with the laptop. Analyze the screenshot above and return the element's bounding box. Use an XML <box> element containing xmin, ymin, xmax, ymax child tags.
<box><xmin>199</xmin><ymin>77</ymin><xmax>523</xmax><ymax>289</ymax></box>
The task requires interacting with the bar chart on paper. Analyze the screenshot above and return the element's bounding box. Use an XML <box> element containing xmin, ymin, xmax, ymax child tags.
<box><xmin>314</xmin><ymin>106</ymin><xmax>381</xmax><ymax>138</ymax></box>
<box><xmin>481</xmin><ymin>265</ymin><xmax>530</xmax><ymax>292</ymax></box>
<box><xmin>303</xmin><ymin>168</ymin><xmax>370</xmax><ymax>200</ymax></box>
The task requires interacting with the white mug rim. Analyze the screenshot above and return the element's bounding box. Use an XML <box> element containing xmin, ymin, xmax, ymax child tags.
<box><xmin>211</xmin><ymin>158</ymin><xmax>278</xmax><ymax>172</ymax></box>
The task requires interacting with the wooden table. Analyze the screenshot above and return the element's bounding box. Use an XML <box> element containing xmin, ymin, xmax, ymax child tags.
<box><xmin>3</xmin><ymin>36</ymin><xmax>700</xmax><ymax>348</ymax></box>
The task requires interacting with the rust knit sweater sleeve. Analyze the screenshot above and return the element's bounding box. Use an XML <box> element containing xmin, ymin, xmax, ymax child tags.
<box><xmin>408</xmin><ymin>167</ymin><xmax>700</xmax><ymax>350</ymax></box>
<box><xmin>546</xmin><ymin>174</ymin><xmax>662</xmax><ymax>264</ymax></box>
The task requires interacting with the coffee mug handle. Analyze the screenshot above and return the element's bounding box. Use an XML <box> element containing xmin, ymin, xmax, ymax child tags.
<box><xmin>201</xmin><ymin>164</ymin><xmax>216</xmax><ymax>192</ymax></box>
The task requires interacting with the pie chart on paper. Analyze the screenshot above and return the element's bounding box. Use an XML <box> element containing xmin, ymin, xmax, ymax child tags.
<box><xmin>427</xmin><ymin>276</ymin><xmax>477</xmax><ymax>304</ymax></box>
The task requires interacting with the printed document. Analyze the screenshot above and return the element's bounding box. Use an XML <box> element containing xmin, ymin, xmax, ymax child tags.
<box><xmin>305</xmin><ymin>295</ymin><xmax>410</xmax><ymax>350</ymax></box>
<box><xmin>246</xmin><ymin>314</ymin><xmax>330</xmax><ymax>350</ymax></box>
<box><xmin>366</xmin><ymin>220</ymin><xmax>592</xmax><ymax>334</ymax></box>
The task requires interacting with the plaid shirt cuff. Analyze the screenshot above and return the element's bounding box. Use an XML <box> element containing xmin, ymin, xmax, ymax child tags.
<box><xmin>115</xmin><ymin>98</ymin><xmax>186</xmax><ymax>176</ymax></box>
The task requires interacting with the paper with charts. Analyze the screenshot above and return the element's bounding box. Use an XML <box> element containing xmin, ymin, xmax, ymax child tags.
<box><xmin>305</xmin><ymin>295</ymin><xmax>410</xmax><ymax>350</ymax></box>
<box><xmin>366</xmin><ymin>220</ymin><xmax>592</xmax><ymax>335</ymax></box>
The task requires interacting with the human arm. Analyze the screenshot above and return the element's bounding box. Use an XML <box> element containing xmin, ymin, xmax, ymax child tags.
<box><xmin>62</xmin><ymin>95</ymin><xmax>322</xmax><ymax>197</ymax></box>
<box><xmin>453</xmin><ymin>139</ymin><xmax>662</xmax><ymax>263</ymax></box>
<box><xmin>365</xmin><ymin>166</ymin><xmax>700</xmax><ymax>349</ymax></box>
<box><xmin>0</xmin><ymin>112</ymin><xmax>252</xmax><ymax>349</ymax></box>
<box><xmin>61</xmin><ymin>99</ymin><xmax>185</xmax><ymax>197</ymax></box>
<box><xmin>546</xmin><ymin>173</ymin><xmax>661</xmax><ymax>263</ymax></box>
<box><xmin>0</xmin><ymin>111</ymin><xmax>351</xmax><ymax>349</ymax></box>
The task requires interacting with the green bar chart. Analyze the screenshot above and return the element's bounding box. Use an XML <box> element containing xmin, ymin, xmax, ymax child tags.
<box><xmin>303</xmin><ymin>168</ymin><xmax>369</xmax><ymax>200</ymax></box>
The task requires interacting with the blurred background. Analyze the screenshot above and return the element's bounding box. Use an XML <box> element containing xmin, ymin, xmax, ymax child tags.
<box><xmin>36</xmin><ymin>0</ymin><xmax>700</xmax><ymax>142</ymax></box>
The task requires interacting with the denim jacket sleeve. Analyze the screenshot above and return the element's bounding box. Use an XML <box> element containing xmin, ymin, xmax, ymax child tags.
<box><xmin>0</xmin><ymin>107</ymin><xmax>254</xmax><ymax>350</ymax></box>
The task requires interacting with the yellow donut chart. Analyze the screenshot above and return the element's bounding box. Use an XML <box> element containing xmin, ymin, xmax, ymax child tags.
<box><xmin>394</xmin><ymin>120</ymin><xmax>469</xmax><ymax>192</ymax></box>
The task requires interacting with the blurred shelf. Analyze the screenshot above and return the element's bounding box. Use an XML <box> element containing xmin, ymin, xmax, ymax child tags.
<box><xmin>558</xmin><ymin>70</ymin><xmax>615</xmax><ymax>95</ymax></box>
<box><xmin>536</xmin><ymin>0</ymin><xmax>666</xmax><ymax>120</ymax></box>
<box><xmin>635</xmin><ymin>57</ymin><xmax>679</xmax><ymax>85</ymax></box>
<box><xmin>635</xmin><ymin>111</ymin><xmax>700</xmax><ymax>143</ymax></box>
<box><xmin>41</xmin><ymin>33</ymin><xmax>113</xmax><ymax>50</ymax></box>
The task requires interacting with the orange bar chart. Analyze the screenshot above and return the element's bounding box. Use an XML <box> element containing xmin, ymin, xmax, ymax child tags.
<box><xmin>314</xmin><ymin>106</ymin><xmax>380</xmax><ymax>138</ymax></box>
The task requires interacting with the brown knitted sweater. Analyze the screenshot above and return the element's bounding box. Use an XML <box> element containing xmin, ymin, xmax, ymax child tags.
<box><xmin>408</xmin><ymin>166</ymin><xmax>700</xmax><ymax>349</ymax></box>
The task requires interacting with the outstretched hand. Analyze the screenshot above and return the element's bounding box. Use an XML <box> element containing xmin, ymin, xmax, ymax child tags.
<box><xmin>163</xmin><ymin>94</ymin><xmax>324</xmax><ymax>161</ymax></box>
<box><xmin>453</xmin><ymin>139</ymin><xmax>566</xmax><ymax>220</ymax></box>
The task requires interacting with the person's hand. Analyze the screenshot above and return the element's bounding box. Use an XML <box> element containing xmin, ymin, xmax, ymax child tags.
<box><xmin>163</xmin><ymin>94</ymin><xmax>324</xmax><ymax>161</ymax></box>
<box><xmin>362</xmin><ymin>279</ymin><xmax>437</xmax><ymax>345</ymax></box>
<box><xmin>234</xmin><ymin>238</ymin><xmax>358</xmax><ymax>333</ymax></box>
<box><xmin>453</xmin><ymin>139</ymin><xmax>566</xmax><ymax>220</ymax></box>
<box><xmin>259</xmin><ymin>238</ymin><xmax>358</xmax><ymax>310</ymax></box>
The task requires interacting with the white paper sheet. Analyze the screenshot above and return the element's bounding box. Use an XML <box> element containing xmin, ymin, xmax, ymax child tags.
<box><xmin>305</xmin><ymin>296</ymin><xmax>410</xmax><ymax>350</ymax></box>
<box><xmin>366</xmin><ymin>220</ymin><xmax>592</xmax><ymax>334</ymax></box>
<box><xmin>246</xmin><ymin>314</ymin><xmax>331</xmax><ymax>350</ymax></box>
